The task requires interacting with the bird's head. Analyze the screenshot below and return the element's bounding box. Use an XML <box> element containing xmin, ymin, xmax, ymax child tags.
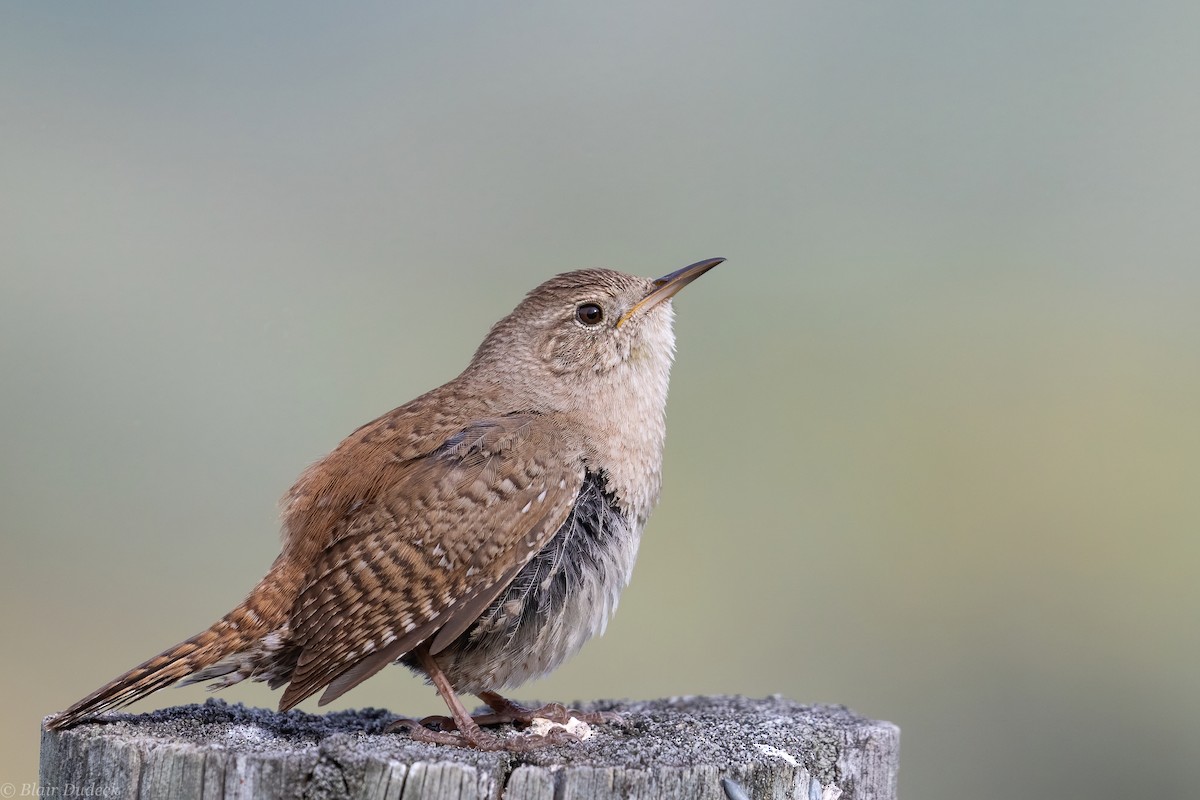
<box><xmin>466</xmin><ymin>258</ymin><xmax>723</xmax><ymax>415</ymax></box>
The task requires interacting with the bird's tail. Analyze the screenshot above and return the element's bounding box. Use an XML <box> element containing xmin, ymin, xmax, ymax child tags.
<box><xmin>45</xmin><ymin>558</ymin><xmax>300</xmax><ymax>730</ymax></box>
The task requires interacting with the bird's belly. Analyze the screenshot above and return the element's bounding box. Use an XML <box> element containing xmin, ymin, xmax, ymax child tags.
<box><xmin>427</xmin><ymin>472</ymin><xmax>642</xmax><ymax>694</ymax></box>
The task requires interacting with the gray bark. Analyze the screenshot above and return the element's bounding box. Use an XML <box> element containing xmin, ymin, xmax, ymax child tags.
<box><xmin>39</xmin><ymin>695</ymin><xmax>898</xmax><ymax>800</ymax></box>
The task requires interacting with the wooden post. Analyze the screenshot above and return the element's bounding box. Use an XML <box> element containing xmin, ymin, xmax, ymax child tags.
<box><xmin>40</xmin><ymin>695</ymin><xmax>898</xmax><ymax>799</ymax></box>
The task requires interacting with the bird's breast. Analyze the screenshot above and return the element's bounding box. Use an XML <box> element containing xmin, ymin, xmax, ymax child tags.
<box><xmin>427</xmin><ymin>470</ymin><xmax>641</xmax><ymax>693</ymax></box>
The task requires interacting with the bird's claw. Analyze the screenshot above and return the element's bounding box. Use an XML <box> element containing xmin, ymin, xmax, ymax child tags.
<box><xmin>476</xmin><ymin>692</ymin><xmax>623</xmax><ymax>728</ymax></box>
<box><xmin>385</xmin><ymin>715</ymin><xmax>578</xmax><ymax>751</ymax></box>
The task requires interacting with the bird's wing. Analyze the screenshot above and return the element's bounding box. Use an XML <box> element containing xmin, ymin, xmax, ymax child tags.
<box><xmin>277</xmin><ymin>413</ymin><xmax>584</xmax><ymax>710</ymax></box>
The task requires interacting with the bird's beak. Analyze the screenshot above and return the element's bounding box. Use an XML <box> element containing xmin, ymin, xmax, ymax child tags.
<box><xmin>617</xmin><ymin>257</ymin><xmax>724</xmax><ymax>328</ymax></box>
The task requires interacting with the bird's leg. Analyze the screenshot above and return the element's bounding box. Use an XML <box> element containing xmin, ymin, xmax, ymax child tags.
<box><xmin>386</xmin><ymin>646</ymin><xmax>577</xmax><ymax>751</ymax></box>
<box><xmin>474</xmin><ymin>690</ymin><xmax>622</xmax><ymax>727</ymax></box>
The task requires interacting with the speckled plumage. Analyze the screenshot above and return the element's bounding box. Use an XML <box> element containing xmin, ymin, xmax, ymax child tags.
<box><xmin>48</xmin><ymin>259</ymin><xmax>721</xmax><ymax>742</ymax></box>
<box><xmin>430</xmin><ymin>469</ymin><xmax>636</xmax><ymax>693</ymax></box>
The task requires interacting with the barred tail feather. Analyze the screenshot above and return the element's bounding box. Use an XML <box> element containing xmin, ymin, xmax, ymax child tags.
<box><xmin>46</xmin><ymin>560</ymin><xmax>299</xmax><ymax>730</ymax></box>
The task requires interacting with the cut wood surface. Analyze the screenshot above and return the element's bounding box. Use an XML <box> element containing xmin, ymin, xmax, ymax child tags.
<box><xmin>40</xmin><ymin>695</ymin><xmax>898</xmax><ymax>800</ymax></box>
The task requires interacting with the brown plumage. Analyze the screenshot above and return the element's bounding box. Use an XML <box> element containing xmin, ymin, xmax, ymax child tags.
<box><xmin>48</xmin><ymin>259</ymin><xmax>722</xmax><ymax>748</ymax></box>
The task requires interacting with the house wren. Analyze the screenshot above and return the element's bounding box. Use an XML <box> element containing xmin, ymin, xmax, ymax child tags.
<box><xmin>48</xmin><ymin>257</ymin><xmax>723</xmax><ymax>750</ymax></box>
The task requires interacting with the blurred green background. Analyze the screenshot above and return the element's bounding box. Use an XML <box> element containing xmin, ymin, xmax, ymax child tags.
<box><xmin>3</xmin><ymin>2</ymin><xmax>1198</xmax><ymax>798</ymax></box>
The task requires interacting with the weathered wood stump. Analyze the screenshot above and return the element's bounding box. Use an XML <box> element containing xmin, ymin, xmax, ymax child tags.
<box><xmin>40</xmin><ymin>695</ymin><xmax>898</xmax><ymax>799</ymax></box>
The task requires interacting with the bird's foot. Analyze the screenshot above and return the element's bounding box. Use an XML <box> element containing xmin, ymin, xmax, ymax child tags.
<box><xmin>386</xmin><ymin>646</ymin><xmax>592</xmax><ymax>750</ymax></box>
<box><xmin>385</xmin><ymin>716</ymin><xmax>578</xmax><ymax>751</ymax></box>
<box><xmin>476</xmin><ymin>690</ymin><xmax>623</xmax><ymax>728</ymax></box>
<box><xmin>411</xmin><ymin>695</ymin><xmax>618</xmax><ymax>732</ymax></box>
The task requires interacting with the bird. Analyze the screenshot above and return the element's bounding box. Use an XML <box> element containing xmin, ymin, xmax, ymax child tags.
<box><xmin>47</xmin><ymin>257</ymin><xmax>723</xmax><ymax>750</ymax></box>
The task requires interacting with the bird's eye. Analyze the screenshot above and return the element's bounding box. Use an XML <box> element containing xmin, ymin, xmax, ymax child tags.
<box><xmin>576</xmin><ymin>303</ymin><xmax>604</xmax><ymax>326</ymax></box>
